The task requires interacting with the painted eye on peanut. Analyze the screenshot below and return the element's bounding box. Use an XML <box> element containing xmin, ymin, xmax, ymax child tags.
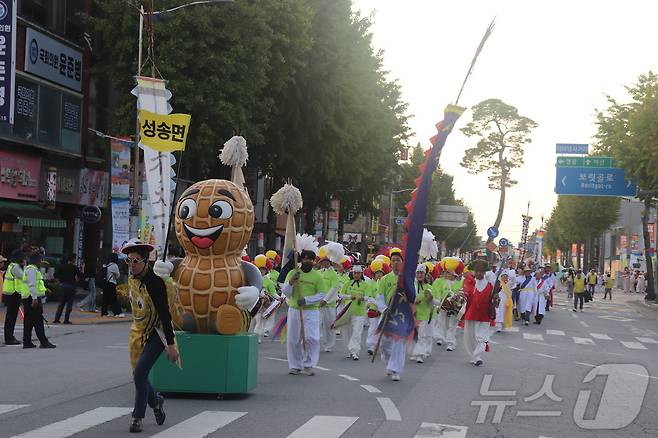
<box><xmin>209</xmin><ymin>200</ymin><xmax>233</xmax><ymax>219</ymax></box>
<box><xmin>178</xmin><ymin>198</ymin><xmax>197</xmax><ymax>219</ymax></box>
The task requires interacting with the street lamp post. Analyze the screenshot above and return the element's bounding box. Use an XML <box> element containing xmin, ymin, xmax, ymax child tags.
<box><xmin>389</xmin><ymin>188</ymin><xmax>414</xmax><ymax>243</ymax></box>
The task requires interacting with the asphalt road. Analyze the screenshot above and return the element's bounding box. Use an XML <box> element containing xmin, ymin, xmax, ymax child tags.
<box><xmin>1</xmin><ymin>290</ymin><xmax>657</xmax><ymax>438</ymax></box>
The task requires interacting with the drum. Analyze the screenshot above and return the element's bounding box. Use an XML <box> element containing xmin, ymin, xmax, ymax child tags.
<box><xmin>441</xmin><ymin>292</ymin><xmax>467</xmax><ymax>313</ymax></box>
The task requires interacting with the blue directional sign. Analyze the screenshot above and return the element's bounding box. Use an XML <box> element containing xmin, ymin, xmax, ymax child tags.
<box><xmin>499</xmin><ymin>238</ymin><xmax>509</xmax><ymax>247</ymax></box>
<box><xmin>487</xmin><ymin>226</ymin><xmax>499</xmax><ymax>238</ymax></box>
<box><xmin>555</xmin><ymin>166</ymin><xmax>637</xmax><ymax>196</ymax></box>
<box><xmin>556</xmin><ymin>143</ymin><xmax>588</xmax><ymax>154</ymax></box>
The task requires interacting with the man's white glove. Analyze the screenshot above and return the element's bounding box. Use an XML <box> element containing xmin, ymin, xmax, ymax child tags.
<box><xmin>153</xmin><ymin>260</ymin><xmax>174</xmax><ymax>278</ymax></box>
<box><xmin>236</xmin><ymin>286</ymin><xmax>259</xmax><ymax>311</ymax></box>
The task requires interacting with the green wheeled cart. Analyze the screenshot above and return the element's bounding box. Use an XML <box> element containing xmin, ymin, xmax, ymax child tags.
<box><xmin>149</xmin><ymin>332</ymin><xmax>258</xmax><ymax>394</ymax></box>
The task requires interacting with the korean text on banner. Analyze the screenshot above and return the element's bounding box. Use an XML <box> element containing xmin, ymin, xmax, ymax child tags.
<box><xmin>0</xmin><ymin>0</ymin><xmax>17</xmax><ymax>124</ymax></box>
<box><xmin>111</xmin><ymin>198</ymin><xmax>130</xmax><ymax>253</ymax></box>
<box><xmin>139</xmin><ymin>109</ymin><xmax>190</xmax><ymax>152</ymax></box>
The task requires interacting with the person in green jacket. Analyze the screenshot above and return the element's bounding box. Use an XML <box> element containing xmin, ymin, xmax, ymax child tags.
<box><xmin>337</xmin><ymin>265</ymin><xmax>369</xmax><ymax>360</ymax></box>
<box><xmin>410</xmin><ymin>265</ymin><xmax>434</xmax><ymax>363</ymax></box>
<box><xmin>431</xmin><ymin>259</ymin><xmax>465</xmax><ymax>351</ymax></box>
<box><xmin>251</xmin><ymin>254</ymin><xmax>281</xmax><ymax>343</ymax></box>
<box><xmin>3</xmin><ymin>250</ymin><xmax>25</xmax><ymax>345</ymax></box>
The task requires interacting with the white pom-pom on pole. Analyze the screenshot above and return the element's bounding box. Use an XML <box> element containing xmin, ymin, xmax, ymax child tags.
<box><xmin>270</xmin><ymin>183</ymin><xmax>303</xmax><ymax>216</ymax></box>
<box><xmin>218</xmin><ymin>135</ymin><xmax>248</xmax><ymax>191</ymax></box>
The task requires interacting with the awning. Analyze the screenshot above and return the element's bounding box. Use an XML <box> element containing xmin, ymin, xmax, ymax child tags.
<box><xmin>0</xmin><ymin>200</ymin><xmax>67</xmax><ymax>229</ymax></box>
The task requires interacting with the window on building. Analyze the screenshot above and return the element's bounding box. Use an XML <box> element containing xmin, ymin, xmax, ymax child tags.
<box><xmin>38</xmin><ymin>85</ymin><xmax>60</xmax><ymax>147</ymax></box>
<box><xmin>13</xmin><ymin>77</ymin><xmax>38</xmax><ymax>142</ymax></box>
<box><xmin>0</xmin><ymin>76</ymin><xmax>82</xmax><ymax>154</ymax></box>
<box><xmin>19</xmin><ymin>0</ymin><xmax>68</xmax><ymax>36</ymax></box>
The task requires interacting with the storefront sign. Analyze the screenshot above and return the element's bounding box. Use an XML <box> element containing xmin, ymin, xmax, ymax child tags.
<box><xmin>25</xmin><ymin>28</ymin><xmax>82</xmax><ymax>92</ymax></box>
<box><xmin>0</xmin><ymin>0</ymin><xmax>16</xmax><ymax>123</ymax></box>
<box><xmin>79</xmin><ymin>168</ymin><xmax>108</xmax><ymax>208</ymax></box>
<box><xmin>81</xmin><ymin>205</ymin><xmax>102</xmax><ymax>224</ymax></box>
<box><xmin>0</xmin><ymin>150</ymin><xmax>40</xmax><ymax>200</ymax></box>
<box><xmin>45</xmin><ymin>165</ymin><xmax>56</xmax><ymax>208</ymax></box>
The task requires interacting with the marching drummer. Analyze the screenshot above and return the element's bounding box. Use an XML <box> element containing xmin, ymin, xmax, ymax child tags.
<box><xmin>431</xmin><ymin>257</ymin><xmax>465</xmax><ymax>352</ymax></box>
<box><xmin>336</xmin><ymin>265</ymin><xmax>370</xmax><ymax>360</ymax></box>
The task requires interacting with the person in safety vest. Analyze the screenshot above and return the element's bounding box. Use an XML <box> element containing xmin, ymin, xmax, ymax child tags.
<box><xmin>2</xmin><ymin>250</ymin><xmax>24</xmax><ymax>345</ymax></box>
<box><xmin>21</xmin><ymin>252</ymin><xmax>56</xmax><ymax>349</ymax></box>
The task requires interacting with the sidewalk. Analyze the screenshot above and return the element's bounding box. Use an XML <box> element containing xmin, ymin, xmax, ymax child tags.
<box><xmin>0</xmin><ymin>299</ymin><xmax>131</xmax><ymax>326</ymax></box>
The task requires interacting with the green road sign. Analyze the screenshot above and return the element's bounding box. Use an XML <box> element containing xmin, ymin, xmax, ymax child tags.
<box><xmin>556</xmin><ymin>156</ymin><xmax>613</xmax><ymax>168</ymax></box>
<box><xmin>583</xmin><ymin>156</ymin><xmax>613</xmax><ymax>167</ymax></box>
<box><xmin>556</xmin><ymin>156</ymin><xmax>583</xmax><ymax>167</ymax></box>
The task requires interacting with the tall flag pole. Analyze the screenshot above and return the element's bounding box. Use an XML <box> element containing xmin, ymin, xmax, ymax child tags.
<box><xmin>377</xmin><ymin>18</ymin><xmax>496</xmax><ymax>345</ymax></box>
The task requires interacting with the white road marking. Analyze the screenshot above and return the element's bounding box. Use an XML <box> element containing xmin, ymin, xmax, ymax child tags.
<box><xmin>573</xmin><ymin>337</ymin><xmax>595</xmax><ymax>345</ymax></box>
<box><xmin>523</xmin><ymin>333</ymin><xmax>544</xmax><ymax>341</ymax></box>
<box><xmin>264</xmin><ymin>356</ymin><xmax>288</xmax><ymax>362</ymax></box>
<box><xmin>360</xmin><ymin>385</ymin><xmax>382</xmax><ymax>393</ymax></box>
<box><xmin>151</xmin><ymin>411</ymin><xmax>247</xmax><ymax>438</ymax></box>
<box><xmin>508</xmin><ymin>346</ymin><xmax>524</xmax><ymax>351</ymax></box>
<box><xmin>579</xmin><ymin>321</ymin><xmax>590</xmax><ymax>327</ymax></box>
<box><xmin>599</xmin><ymin>315</ymin><xmax>634</xmax><ymax>322</ymax></box>
<box><xmin>620</xmin><ymin>341</ymin><xmax>648</xmax><ymax>350</ymax></box>
<box><xmin>571</xmin><ymin>313</ymin><xmax>578</xmax><ymax>319</ymax></box>
<box><xmin>546</xmin><ymin>329</ymin><xmax>565</xmax><ymax>336</ymax></box>
<box><xmin>414</xmin><ymin>422</ymin><xmax>468</xmax><ymax>438</ymax></box>
<box><xmin>505</xmin><ymin>327</ymin><xmax>519</xmax><ymax>332</ymax></box>
<box><xmin>529</xmin><ymin>341</ymin><xmax>556</xmax><ymax>347</ymax></box>
<box><xmin>338</xmin><ymin>374</ymin><xmax>359</xmax><ymax>382</ymax></box>
<box><xmin>376</xmin><ymin>397</ymin><xmax>402</xmax><ymax>421</ymax></box>
<box><xmin>12</xmin><ymin>407</ymin><xmax>132</xmax><ymax>438</ymax></box>
<box><xmin>636</xmin><ymin>337</ymin><xmax>658</xmax><ymax>344</ymax></box>
<box><xmin>575</xmin><ymin>362</ymin><xmax>595</xmax><ymax>367</ymax></box>
<box><xmin>314</xmin><ymin>366</ymin><xmax>332</xmax><ymax>371</ymax></box>
<box><xmin>286</xmin><ymin>416</ymin><xmax>358</xmax><ymax>438</ymax></box>
<box><xmin>535</xmin><ymin>353</ymin><xmax>557</xmax><ymax>359</ymax></box>
<box><xmin>0</xmin><ymin>405</ymin><xmax>29</xmax><ymax>415</ymax></box>
<box><xmin>590</xmin><ymin>333</ymin><xmax>612</xmax><ymax>340</ymax></box>
<box><xmin>105</xmin><ymin>346</ymin><xmax>129</xmax><ymax>349</ymax></box>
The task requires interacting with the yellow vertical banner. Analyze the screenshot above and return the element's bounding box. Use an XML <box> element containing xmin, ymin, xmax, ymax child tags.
<box><xmin>139</xmin><ymin>109</ymin><xmax>191</xmax><ymax>152</ymax></box>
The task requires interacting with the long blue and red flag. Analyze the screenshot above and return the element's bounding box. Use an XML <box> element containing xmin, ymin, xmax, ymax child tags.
<box><xmin>380</xmin><ymin>104</ymin><xmax>466</xmax><ymax>340</ymax></box>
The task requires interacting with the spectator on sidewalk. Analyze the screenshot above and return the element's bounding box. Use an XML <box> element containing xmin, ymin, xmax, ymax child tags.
<box><xmin>636</xmin><ymin>272</ymin><xmax>646</xmax><ymax>294</ymax></box>
<box><xmin>623</xmin><ymin>268</ymin><xmax>632</xmax><ymax>293</ymax></box>
<box><xmin>54</xmin><ymin>254</ymin><xmax>82</xmax><ymax>324</ymax></box>
<box><xmin>79</xmin><ymin>258</ymin><xmax>98</xmax><ymax>312</ymax></box>
<box><xmin>101</xmin><ymin>254</ymin><xmax>124</xmax><ymax>317</ymax></box>
<box><xmin>3</xmin><ymin>251</ymin><xmax>24</xmax><ymax>345</ymax></box>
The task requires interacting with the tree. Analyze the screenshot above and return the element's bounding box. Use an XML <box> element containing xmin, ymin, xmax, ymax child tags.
<box><xmin>595</xmin><ymin>72</ymin><xmax>658</xmax><ymax>300</ymax></box>
<box><xmin>543</xmin><ymin>195</ymin><xmax>620</xmax><ymax>269</ymax></box>
<box><xmin>90</xmin><ymin>0</ymin><xmax>409</xmax><ymax>227</ymax></box>
<box><xmin>460</xmin><ymin>99</ymin><xmax>538</xmax><ymax>243</ymax></box>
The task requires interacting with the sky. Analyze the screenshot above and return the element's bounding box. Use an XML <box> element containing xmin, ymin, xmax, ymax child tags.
<box><xmin>352</xmin><ymin>0</ymin><xmax>658</xmax><ymax>245</ymax></box>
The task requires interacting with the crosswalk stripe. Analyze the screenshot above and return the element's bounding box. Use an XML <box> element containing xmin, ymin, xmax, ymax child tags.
<box><xmin>572</xmin><ymin>337</ymin><xmax>595</xmax><ymax>345</ymax></box>
<box><xmin>620</xmin><ymin>341</ymin><xmax>648</xmax><ymax>350</ymax></box>
<box><xmin>0</xmin><ymin>405</ymin><xmax>29</xmax><ymax>415</ymax></box>
<box><xmin>545</xmin><ymin>330</ymin><xmax>565</xmax><ymax>336</ymax></box>
<box><xmin>579</xmin><ymin>321</ymin><xmax>590</xmax><ymax>327</ymax></box>
<box><xmin>360</xmin><ymin>385</ymin><xmax>382</xmax><ymax>393</ymax></box>
<box><xmin>150</xmin><ymin>411</ymin><xmax>247</xmax><ymax>438</ymax></box>
<box><xmin>535</xmin><ymin>353</ymin><xmax>557</xmax><ymax>359</ymax></box>
<box><xmin>338</xmin><ymin>374</ymin><xmax>359</xmax><ymax>381</ymax></box>
<box><xmin>12</xmin><ymin>407</ymin><xmax>132</xmax><ymax>438</ymax></box>
<box><xmin>376</xmin><ymin>397</ymin><xmax>402</xmax><ymax>421</ymax></box>
<box><xmin>414</xmin><ymin>422</ymin><xmax>468</xmax><ymax>438</ymax></box>
<box><xmin>636</xmin><ymin>337</ymin><xmax>658</xmax><ymax>344</ymax></box>
<box><xmin>285</xmin><ymin>415</ymin><xmax>358</xmax><ymax>438</ymax></box>
<box><xmin>505</xmin><ymin>327</ymin><xmax>519</xmax><ymax>332</ymax></box>
<box><xmin>590</xmin><ymin>333</ymin><xmax>612</xmax><ymax>340</ymax></box>
<box><xmin>523</xmin><ymin>333</ymin><xmax>544</xmax><ymax>341</ymax></box>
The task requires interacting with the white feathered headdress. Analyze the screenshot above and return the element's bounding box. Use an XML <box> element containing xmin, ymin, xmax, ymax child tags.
<box><xmin>324</xmin><ymin>241</ymin><xmax>345</xmax><ymax>264</ymax></box>
<box><xmin>296</xmin><ymin>234</ymin><xmax>319</xmax><ymax>255</ymax></box>
<box><xmin>219</xmin><ymin>135</ymin><xmax>248</xmax><ymax>191</ymax></box>
<box><xmin>270</xmin><ymin>183</ymin><xmax>303</xmax><ymax>216</ymax></box>
<box><xmin>418</xmin><ymin>228</ymin><xmax>438</xmax><ymax>261</ymax></box>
